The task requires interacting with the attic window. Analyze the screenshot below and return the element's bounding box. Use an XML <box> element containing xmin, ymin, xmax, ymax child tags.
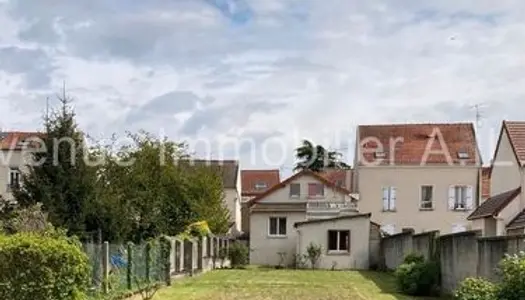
<box><xmin>457</xmin><ymin>151</ymin><xmax>469</xmax><ymax>159</ymax></box>
<box><xmin>254</xmin><ymin>182</ymin><xmax>267</xmax><ymax>190</ymax></box>
<box><xmin>374</xmin><ymin>151</ymin><xmax>386</xmax><ymax>158</ymax></box>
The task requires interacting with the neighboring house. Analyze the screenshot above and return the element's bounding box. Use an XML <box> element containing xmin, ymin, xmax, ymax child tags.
<box><xmin>481</xmin><ymin>166</ymin><xmax>491</xmax><ymax>201</ymax></box>
<box><xmin>0</xmin><ymin>131</ymin><xmax>41</xmax><ymax>202</ymax></box>
<box><xmin>320</xmin><ymin>168</ymin><xmax>354</xmax><ymax>192</ymax></box>
<box><xmin>468</xmin><ymin>121</ymin><xmax>525</xmax><ymax>236</ymax></box>
<box><xmin>192</xmin><ymin>159</ymin><xmax>242</xmax><ymax>234</ymax></box>
<box><xmin>248</xmin><ymin>169</ymin><xmax>379</xmax><ymax>269</ymax></box>
<box><xmin>240</xmin><ymin>169</ymin><xmax>280</xmax><ymax>234</ymax></box>
<box><xmin>354</xmin><ymin>123</ymin><xmax>482</xmax><ymax>235</ymax></box>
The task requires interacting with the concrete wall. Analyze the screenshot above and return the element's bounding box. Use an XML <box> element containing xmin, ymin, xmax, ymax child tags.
<box><xmin>357</xmin><ymin>166</ymin><xmax>479</xmax><ymax>234</ymax></box>
<box><xmin>369</xmin><ymin>223</ymin><xmax>382</xmax><ymax>269</ymax></box>
<box><xmin>296</xmin><ymin>216</ymin><xmax>371</xmax><ymax>270</ymax></box>
<box><xmin>380</xmin><ymin>229</ymin><xmax>525</xmax><ymax>295</ymax></box>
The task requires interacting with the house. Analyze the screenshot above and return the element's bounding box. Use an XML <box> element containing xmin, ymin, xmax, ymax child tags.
<box><xmin>0</xmin><ymin>131</ymin><xmax>42</xmax><ymax>201</ymax></box>
<box><xmin>320</xmin><ymin>168</ymin><xmax>354</xmax><ymax>191</ymax></box>
<box><xmin>248</xmin><ymin>169</ymin><xmax>379</xmax><ymax>269</ymax></box>
<box><xmin>468</xmin><ymin>121</ymin><xmax>525</xmax><ymax>236</ymax></box>
<box><xmin>354</xmin><ymin>123</ymin><xmax>482</xmax><ymax>235</ymax></box>
<box><xmin>191</xmin><ymin>159</ymin><xmax>242</xmax><ymax>235</ymax></box>
<box><xmin>240</xmin><ymin>169</ymin><xmax>280</xmax><ymax>234</ymax></box>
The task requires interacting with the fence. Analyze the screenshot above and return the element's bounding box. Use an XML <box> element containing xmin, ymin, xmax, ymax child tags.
<box><xmin>380</xmin><ymin>230</ymin><xmax>525</xmax><ymax>294</ymax></box>
<box><xmin>83</xmin><ymin>235</ymin><xmax>232</xmax><ymax>296</ymax></box>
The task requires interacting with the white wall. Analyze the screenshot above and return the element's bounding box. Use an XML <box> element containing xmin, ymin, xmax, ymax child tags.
<box><xmin>0</xmin><ymin>150</ymin><xmax>31</xmax><ymax>201</ymax></box>
<box><xmin>297</xmin><ymin>216</ymin><xmax>370</xmax><ymax>270</ymax></box>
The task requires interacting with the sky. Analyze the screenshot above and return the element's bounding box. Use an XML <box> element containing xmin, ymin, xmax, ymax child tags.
<box><xmin>1</xmin><ymin>0</ymin><xmax>525</xmax><ymax>176</ymax></box>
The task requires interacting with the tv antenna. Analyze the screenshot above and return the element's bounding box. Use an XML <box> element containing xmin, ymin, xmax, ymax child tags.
<box><xmin>470</xmin><ymin>103</ymin><xmax>485</xmax><ymax>132</ymax></box>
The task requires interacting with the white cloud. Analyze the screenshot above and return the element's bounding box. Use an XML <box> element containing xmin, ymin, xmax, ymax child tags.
<box><xmin>2</xmin><ymin>0</ymin><xmax>525</xmax><ymax>171</ymax></box>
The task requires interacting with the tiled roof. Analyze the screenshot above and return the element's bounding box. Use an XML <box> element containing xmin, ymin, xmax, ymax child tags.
<box><xmin>0</xmin><ymin>131</ymin><xmax>42</xmax><ymax>150</ymax></box>
<box><xmin>481</xmin><ymin>167</ymin><xmax>491</xmax><ymax>199</ymax></box>
<box><xmin>241</xmin><ymin>169</ymin><xmax>280</xmax><ymax>196</ymax></box>
<box><xmin>467</xmin><ymin>187</ymin><xmax>521</xmax><ymax>220</ymax></box>
<box><xmin>507</xmin><ymin>209</ymin><xmax>525</xmax><ymax>230</ymax></box>
<box><xmin>320</xmin><ymin>169</ymin><xmax>353</xmax><ymax>192</ymax></box>
<box><xmin>357</xmin><ymin>123</ymin><xmax>480</xmax><ymax>166</ymax></box>
<box><xmin>500</xmin><ymin>121</ymin><xmax>525</xmax><ymax>165</ymax></box>
<box><xmin>294</xmin><ymin>213</ymin><xmax>372</xmax><ymax>228</ymax></box>
<box><xmin>246</xmin><ymin>169</ymin><xmax>353</xmax><ymax>206</ymax></box>
<box><xmin>187</xmin><ymin>159</ymin><xmax>239</xmax><ymax>188</ymax></box>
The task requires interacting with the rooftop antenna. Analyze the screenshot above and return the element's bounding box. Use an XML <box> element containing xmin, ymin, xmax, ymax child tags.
<box><xmin>470</xmin><ymin>103</ymin><xmax>485</xmax><ymax>133</ymax></box>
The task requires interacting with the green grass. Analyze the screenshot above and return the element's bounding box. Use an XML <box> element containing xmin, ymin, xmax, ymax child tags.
<box><xmin>152</xmin><ymin>268</ymin><xmax>446</xmax><ymax>300</ymax></box>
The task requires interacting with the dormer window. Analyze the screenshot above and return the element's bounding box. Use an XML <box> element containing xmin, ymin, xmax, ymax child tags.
<box><xmin>374</xmin><ymin>151</ymin><xmax>386</xmax><ymax>158</ymax></box>
<box><xmin>457</xmin><ymin>151</ymin><xmax>469</xmax><ymax>159</ymax></box>
<box><xmin>254</xmin><ymin>182</ymin><xmax>267</xmax><ymax>190</ymax></box>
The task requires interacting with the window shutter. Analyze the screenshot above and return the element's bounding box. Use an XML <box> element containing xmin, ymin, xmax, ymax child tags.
<box><xmin>382</xmin><ymin>188</ymin><xmax>389</xmax><ymax>210</ymax></box>
<box><xmin>448</xmin><ymin>186</ymin><xmax>455</xmax><ymax>210</ymax></box>
<box><xmin>466</xmin><ymin>186</ymin><xmax>473</xmax><ymax>209</ymax></box>
<box><xmin>390</xmin><ymin>187</ymin><xmax>396</xmax><ymax>210</ymax></box>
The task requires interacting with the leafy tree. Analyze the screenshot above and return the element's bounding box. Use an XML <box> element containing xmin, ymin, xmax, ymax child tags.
<box><xmin>294</xmin><ymin>139</ymin><xmax>350</xmax><ymax>172</ymax></box>
<box><xmin>14</xmin><ymin>94</ymin><xmax>95</xmax><ymax>238</ymax></box>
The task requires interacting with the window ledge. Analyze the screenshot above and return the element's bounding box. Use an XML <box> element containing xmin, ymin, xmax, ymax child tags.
<box><xmin>382</xmin><ymin>209</ymin><xmax>396</xmax><ymax>212</ymax></box>
<box><xmin>267</xmin><ymin>235</ymin><xmax>287</xmax><ymax>239</ymax></box>
<box><xmin>307</xmin><ymin>196</ymin><xmax>325</xmax><ymax>199</ymax></box>
<box><xmin>452</xmin><ymin>208</ymin><xmax>469</xmax><ymax>212</ymax></box>
<box><xmin>419</xmin><ymin>207</ymin><xmax>434</xmax><ymax>211</ymax></box>
<box><xmin>327</xmin><ymin>251</ymin><xmax>350</xmax><ymax>256</ymax></box>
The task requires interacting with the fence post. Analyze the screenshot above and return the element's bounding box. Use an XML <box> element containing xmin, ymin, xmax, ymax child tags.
<box><xmin>102</xmin><ymin>241</ymin><xmax>109</xmax><ymax>293</ymax></box>
<box><xmin>127</xmin><ymin>242</ymin><xmax>133</xmax><ymax>290</ymax></box>
<box><xmin>145</xmin><ymin>242</ymin><xmax>151</xmax><ymax>283</ymax></box>
<box><xmin>162</xmin><ymin>237</ymin><xmax>172</xmax><ymax>286</ymax></box>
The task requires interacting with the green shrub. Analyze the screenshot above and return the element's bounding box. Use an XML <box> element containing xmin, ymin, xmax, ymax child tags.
<box><xmin>403</xmin><ymin>253</ymin><xmax>425</xmax><ymax>264</ymax></box>
<box><xmin>0</xmin><ymin>233</ymin><xmax>90</xmax><ymax>300</ymax></box>
<box><xmin>497</xmin><ymin>252</ymin><xmax>525</xmax><ymax>300</ymax></box>
<box><xmin>306</xmin><ymin>243</ymin><xmax>322</xmax><ymax>269</ymax></box>
<box><xmin>395</xmin><ymin>256</ymin><xmax>440</xmax><ymax>296</ymax></box>
<box><xmin>454</xmin><ymin>277</ymin><xmax>497</xmax><ymax>300</ymax></box>
<box><xmin>228</xmin><ymin>241</ymin><xmax>249</xmax><ymax>268</ymax></box>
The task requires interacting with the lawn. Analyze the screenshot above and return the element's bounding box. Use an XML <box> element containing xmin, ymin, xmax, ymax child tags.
<box><xmin>150</xmin><ymin>268</ymin><xmax>445</xmax><ymax>300</ymax></box>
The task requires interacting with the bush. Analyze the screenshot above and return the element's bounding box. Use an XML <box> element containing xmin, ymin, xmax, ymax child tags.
<box><xmin>0</xmin><ymin>233</ymin><xmax>90</xmax><ymax>300</ymax></box>
<box><xmin>454</xmin><ymin>277</ymin><xmax>497</xmax><ymax>300</ymax></box>
<box><xmin>403</xmin><ymin>253</ymin><xmax>425</xmax><ymax>264</ymax></box>
<box><xmin>395</xmin><ymin>255</ymin><xmax>440</xmax><ymax>296</ymax></box>
<box><xmin>497</xmin><ymin>252</ymin><xmax>525</xmax><ymax>300</ymax></box>
<box><xmin>306</xmin><ymin>243</ymin><xmax>322</xmax><ymax>269</ymax></box>
<box><xmin>228</xmin><ymin>241</ymin><xmax>249</xmax><ymax>268</ymax></box>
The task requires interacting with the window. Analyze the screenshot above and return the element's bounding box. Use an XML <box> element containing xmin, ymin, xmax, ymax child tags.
<box><xmin>382</xmin><ymin>187</ymin><xmax>396</xmax><ymax>211</ymax></box>
<box><xmin>289</xmin><ymin>183</ymin><xmax>300</xmax><ymax>198</ymax></box>
<box><xmin>420</xmin><ymin>185</ymin><xmax>433</xmax><ymax>209</ymax></box>
<box><xmin>268</xmin><ymin>217</ymin><xmax>287</xmax><ymax>236</ymax></box>
<box><xmin>374</xmin><ymin>151</ymin><xmax>386</xmax><ymax>158</ymax></box>
<box><xmin>254</xmin><ymin>182</ymin><xmax>267</xmax><ymax>190</ymax></box>
<box><xmin>457</xmin><ymin>152</ymin><xmax>469</xmax><ymax>159</ymax></box>
<box><xmin>308</xmin><ymin>183</ymin><xmax>324</xmax><ymax>197</ymax></box>
<box><xmin>449</xmin><ymin>185</ymin><xmax>473</xmax><ymax>210</ymax></box>
<box><xmin>335</xmin><ymin>179</ymin><xmax>344</xmax><ymax>187</ymax></box>
<box><xmin>328</xmin><ymin>230</ymin><xmax>350</xmax><ymax>252</ymax></box>
<box><xmin>8</xmin><ymin>168</ymin><xmax>20</xmax><ymax>190</ymax></box>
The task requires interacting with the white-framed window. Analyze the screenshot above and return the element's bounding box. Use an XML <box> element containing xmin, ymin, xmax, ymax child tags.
<box><xmin>448</xmin><ymin>185</ymin><xmax>473</xmax><ymax>210</ymax></box>
<box><xmin>289</xmin><ymin>183</ymin><xmax>300</xmax><ymax>198</ymax></box>
<box><xmin>420</xmin><ymin>185</ymin><xmax>433</xmax><ymax>209</ymax></box>
<box><xmin>382</xmin><ymin>186</ymin><xmax>396</xmax><ymax>211</ymax></box>
<box><xmin>308</xmin><ymin>183</ymin><xmax>324</xmax><ymax>197</ymax></box>
<box><xmin>268</xmin><ymin>217</ymin><xmax>287</xmax><ymax>236</ymax></box>
<box><xmin>254</xmin><ymin>182</ymin><xmax>267</xmax><ymax>190</ymax></box>
<box><xmin>328</xmin><ymin>230</ymin><xmax>350</xmax><ymax>252</ymax></box>
<box><xmin>8</xmin><ymin>167</ymin><xmax>21</xmax><ymax>190</ymax></box>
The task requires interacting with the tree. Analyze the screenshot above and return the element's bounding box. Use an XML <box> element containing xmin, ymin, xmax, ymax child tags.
<box><xmin>14</xmin><ymin>94</ymin><xmax>95</xmax><ymax>238</ymax></box>
<box><xmin>294</xmin><ymin>139</ymin><xmax>350</xmax><ymax>172</ymax></box>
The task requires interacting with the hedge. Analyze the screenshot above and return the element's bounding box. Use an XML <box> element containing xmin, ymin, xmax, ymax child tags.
<box><xmin>0</xmin><ymin>233</ymin><xmax>90</xmax><ymax>300</ymax></box>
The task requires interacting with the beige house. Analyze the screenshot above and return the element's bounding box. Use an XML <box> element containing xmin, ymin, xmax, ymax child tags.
<box><xmin>248</xmin><ymin>169</ymin><xmax>378</xmax><ymax>269</ymax></box>
<box><xmin>354</xmin><ymin>123</ymin><xmax>482</xmax><ymax>235</ymax></box>
<box><xmin>240</xmin><ymin>169</ymin><xmax>280</xmax><ymax>234</ymax></box>
<box><xmin>192</xmin><ymin>160</ymin><xmax>242</xmax><ymax>234</ymax></box>
<box><xmin>468</xmin><ymin>121</ymin><xmax>525</xmax><ymax>236</ymax></box>
<box><xmin>0</xmin><ymin>131</ymin><xmax>41</xmax><ymax>202</ymax></box>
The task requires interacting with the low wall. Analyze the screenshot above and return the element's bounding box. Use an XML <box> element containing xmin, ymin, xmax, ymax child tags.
<box><xmin>380</xmin><ymin>230</ymin><xmax>525</xmax><ymax>295</ymax></box>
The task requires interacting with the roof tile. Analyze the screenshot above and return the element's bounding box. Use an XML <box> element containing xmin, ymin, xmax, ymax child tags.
<box><xmin>503</xmin><ymin>121</ymin><xmax>525</xmax><ymax>164</ymax></box>
<box><xmin>0</xmin><ymin>131</ymin><xmax>42</xmax><ymax>150</ymax></box>
<box><xmin>467</xmin><ymin>187</ymin><xmax>521</xmax><ymax>220</ymax></box>
<box><xmin>241</xmin><ymin>169</ymin><xmax>280</xmax><ymax>196</ymax></box>
<box><xmin>357</xmin><ymin>123</ymin><xmax>479</xmax><ymax>166</ymax></box>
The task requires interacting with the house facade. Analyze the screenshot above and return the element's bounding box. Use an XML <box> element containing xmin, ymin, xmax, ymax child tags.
<box><xmin>354</xmin><ymin>123</ymin><xmax>482</xmax><ymax>235</ymax></box>
<box><xmin>468</xmin><ymin>121</ymin><xmax>525</xmax><ymax>235</ymax></box>
<box><xmin>248</xmin><ymin>170</ymin><xmax>377</xmax><ymax>269</ymax></box>
<box><xmin>240</xmin><ymin>169</ymin><xmax>280</xmax><ymax>234</ymax></box>
<box><xmin>0</xmin><ymin>131</ymin><xmax>41</xmax><ymax>202</ymax></box>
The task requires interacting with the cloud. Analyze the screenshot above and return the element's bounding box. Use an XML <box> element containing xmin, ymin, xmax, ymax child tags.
<box><xmin>3</xmin><ymin>0</ymin><xmax>525</xmax><ymax>170</ymax></box>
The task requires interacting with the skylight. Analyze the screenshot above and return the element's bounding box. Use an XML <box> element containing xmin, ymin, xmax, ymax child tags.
<box><xmin>457</xmin><ymin>151</ymin><xmax>469</xmax><ymax>159</ymax></box>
